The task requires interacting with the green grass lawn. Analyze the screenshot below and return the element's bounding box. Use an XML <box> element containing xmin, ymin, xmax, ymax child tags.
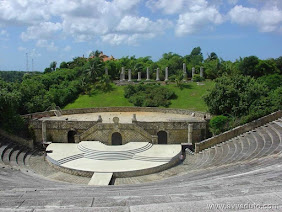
<box><xmin>64</xmin><ymin>81</ymin><xmax>214</xmax><ymax>112</ymax></box>
<box><xmin>167</xmin><ymin>81</ymin><xmax>214</xmax><ymax>111</ymax></box>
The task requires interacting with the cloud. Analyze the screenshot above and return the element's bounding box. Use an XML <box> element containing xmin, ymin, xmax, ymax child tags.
<box><xmin>228</xmin><ymin>5</ymin><xmax>282</xmax><ymax>32</ymax></box>
<box><xmin>175</xmin><ymin>7</ymin><xmax>223</xmax><ymax>36</ymax></box>
<box><xmin>36</xmin><ymin>40</ymin><xmax>58</xmax><ymax>51</ymax></box>
<box><xmin>21</xmin><ymin>22</ymin><xmax>62</xmax><ymax>41</ymax></box>
<box><xmin>0</xmin><ymin>0</ymin><xmax>50</xmax><ymax>26</ymax></box>
<box><xmin>146</xmin><ymin>0</ymin><xmax>223</xmax><ymax>36</ymax></box>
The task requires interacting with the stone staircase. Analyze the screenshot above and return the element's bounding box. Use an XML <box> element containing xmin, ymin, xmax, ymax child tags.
<box><xmin>0</xmin><ymin>118</ymin><xmax>281</xmax><ymax>211</ymax></box>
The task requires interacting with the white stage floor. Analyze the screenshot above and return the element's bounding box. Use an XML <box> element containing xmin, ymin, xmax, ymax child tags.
<box><xmin>46</xmin><ymin>141</ymin><xmax>181</xmax><ymax>176</ymax></box>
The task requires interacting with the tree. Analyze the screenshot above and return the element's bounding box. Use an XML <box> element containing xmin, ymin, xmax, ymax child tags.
<box><xmin>204</xmin><ymin>74</ymin><xmax>268</xmax><ymax>117</ymax></box>
<box><xmin>189</xmin><ymin>47</ymin><xmax>203</xmax><ymax>66</ymax></box>
<box><xmin>238</xmin><ymin>56</ymin><xmax>259</xmax><ymax>77</ymax></box>
<box><xmin>89</xmin><ymin>50</ymin><xmax>102</xmax><ymax>58</ymax></box>
<box><xmin>85</xmin><ymin>57</ymin><xmax>104</xmax><ymax>82</ymax></box>
<box><xmin>50</xmin><ymin>61</ymin><xmax>57</xmax><ymax>71</ymax></box>
<box><xmin>254</xmin><ymin>59</ymin><xmax>278</xmax><ymax>77</ymax></box>
<box><xmin>60</xmin><ymin>61</ymin><xmax>68</xmax><ymax>69</ymax></box>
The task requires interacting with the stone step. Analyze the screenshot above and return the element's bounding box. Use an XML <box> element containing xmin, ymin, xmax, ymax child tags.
<box><xmin>2</xmin><ymin>145</ymin><xmax>16</xmax><ymax>165</ymax></box>
<box><xmin>9</xmin><ymin>148</ymin><xmax>22</xmax><ymax>169</ymax></box>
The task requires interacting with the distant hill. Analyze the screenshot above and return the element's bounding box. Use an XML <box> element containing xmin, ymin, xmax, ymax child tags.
<box><xmin>0</xmin><ymin>71</ymin><xmax>41</xmax><ymax>82</ymax></box>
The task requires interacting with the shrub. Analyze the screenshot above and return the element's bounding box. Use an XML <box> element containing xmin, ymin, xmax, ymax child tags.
<box><xmin>124</xmin><ymin>84</ymin><xmax>175</xmax><ymax>107</ymax></box>
<box><xmin>209</xmin><ymin>115</ymin><xmax>232</xmax><ymax>135</ymax></box>
<box><xmin>192</xmin><ymin>74</ymin><xmax>204</xmax><ymax>82</ymax></box>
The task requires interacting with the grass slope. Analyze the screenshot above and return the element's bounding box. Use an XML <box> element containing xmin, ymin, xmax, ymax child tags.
<box><xmin>64</xmin><ymin>81</ymin><xmax>214</xmax><ymax>112</ymax></box>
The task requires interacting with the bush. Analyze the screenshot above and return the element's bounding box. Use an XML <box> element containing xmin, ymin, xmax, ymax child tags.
<box><xmin>124</xmin><ymin>84</ymin><xmax>175</xmax><ymax>107</ymax></box>
<box><xmin>192</xmin><ymin>74</ymin><xmax>204</xmax><ymax>82</ymax></box>
<box><xmin>209</xmin><ymin>115</ymin><xmax>232</xmax><ymax>135</ymax></box>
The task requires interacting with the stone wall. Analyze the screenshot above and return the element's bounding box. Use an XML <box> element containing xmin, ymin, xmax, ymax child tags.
<box><xmin>29</xmin><ymin>107</ymin><xmax>209</xmax><ymax>145</ymax></box>
<box><xmin>195</xmin><ymin>110</ymin><xmax>282</xmax><ymax>153</ymax></box>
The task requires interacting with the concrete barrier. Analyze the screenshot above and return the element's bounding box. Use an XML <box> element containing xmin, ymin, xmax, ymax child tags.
<box><xmin>195</xmin><ymin>110</ymin><xmax>282</xmax><ymax>153</ymax></box>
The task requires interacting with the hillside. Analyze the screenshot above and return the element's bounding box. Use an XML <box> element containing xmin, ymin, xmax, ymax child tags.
<box><xmin>64</xmin><ymin>81</ymin><xmax>214</xmax><ymax>111</ymax></box>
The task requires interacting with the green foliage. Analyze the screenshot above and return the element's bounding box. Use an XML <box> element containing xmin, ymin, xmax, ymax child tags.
<box><xmin>95</xmin><ymin>74</ymin><xmax>112</xmax><ymax>92</ymax></box>
<box><xmin>257</xmin><ymin>74</ymin><xmax>282</xmax><ymax>90</ymax></box>
<box><xmin>192</xmin><ymin>74</ymin><xmax>205</xmax><ymax>82</ymax></box>
<box><xmin>209</xmin><ymin>115</ymin><xmax>232</xmax><ymax>135</ymax></box>
<box><xmin>0</xmin><ymin>78</ymin><xmax>24</xmax><ymax>132</ymax></box>
<box><xmin>204</xmin><ymin>74</ymin><xmax>269</xmax><ymax>117</ymax></box>
<box><xmin>124</xmin><ymin>84</ymin><xmax>175</xmax><ymax>107</ymax></box>
<box><xmin>238</xmin><ymin>56</ymin><xmax>259</xmax><ymax>77</ymax></box>
<box><xmin>205</xmin><ymin>74</ymin><xmax>281</xmax><ymax>127</ymax></box>
<box><xmin>0</xmin><ymin>71</ymin><xmax>41</xmax><ymax>82</ymax></box>
<box><xmin>59</xmin><ymin>61</ymin><xmax>68</xmax><ymax>68</ymax></box>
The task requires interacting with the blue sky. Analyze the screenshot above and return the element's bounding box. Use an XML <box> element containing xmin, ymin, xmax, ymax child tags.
<box><xmin>0</xmin><ymin>0</ymin><xmax>281</xmax><ymax>71</ymax></box>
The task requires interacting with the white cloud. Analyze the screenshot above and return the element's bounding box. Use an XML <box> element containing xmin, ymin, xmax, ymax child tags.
<box><xmin>116</xmin><ymin>16</ymin><xmax>171</xmax><ymax>34</ymax></box>
<box><xmin>229</xmin><ymin>5</ymin><xmax>282</xmax><ymax>32</ymax></box>
<box><xmin>176</xmin><ymin>7</ymin><xmax>223</xmax><ymax>36</ymax></box>
<box><xmin>36</xmin><ymin>40</ymin><xmax>58</xmax><ymax>51</ymax></box>
<box><xmin>21</xmin><ymin>22</ymin><xmax>62</xmax><ymax>41</ymax></box>
<box><xmin>146</xmin><ymin>0</ymin><xmax>209</xmax><ymax>14</ymax></box>
<box><xmin>0</xmin><ymin>0</ymin><xmax>50</xmax><ymax>25</ymax></box>
<box><xmin>146</xmin><ymin>0</ymin><xmax>223</xmax><ymax>36</ymax></box>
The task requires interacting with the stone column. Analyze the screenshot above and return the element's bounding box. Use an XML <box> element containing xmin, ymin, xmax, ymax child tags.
<box><xmin>105</xmin><ymin>68</ymin><xmax>108</xmax><ymax>75</ymax></box>
<box><xmin>137</xmin><ymin>72</ymin><xmax>141</xmax><ymax>81</ymax></box>
<box><xmin>188</xmin><ymin>123</ymin><xmax>193</xmax><ymax>144</ymax></box>
<box><xmin>42</xmin><ymin>120</ymin><xmax>47</xmax><ymax>143</ymax></box>
<box><xmin>156</xmin><ymin>68</ymin><xmax>160</xmax><ymax>81</ymax></box>
<box><xmin>200</xmin><ymin>66</ymin><xmax>204</xmax><ymax>78</ymax></box>
<box><xmin>146</xmin><ymin>67</ymin><xmax>150</xmax><ymax>81</ymax></box>
<box><xmin>128</xmin><ymin>69</ymin><xmax>132</xmax><ymax>82</ymax></box>
<box><xmin>165</xmin><ymin>67</ymin><xmax>169</xmax><ymax>81</ymax></box>
<box><xmin>183</xmin><ymin>63</ymin><xmax>187</xmax><ymax>82</ymax></box>
<box><xmin>121</xmin><ymin>67</ymin><xmax>125</xmax><ymax>81</ymax></box>
<box><xmin>192</xmin><ymin>67</ymin><xmax>195</xmax><ymax>80</ymax></box>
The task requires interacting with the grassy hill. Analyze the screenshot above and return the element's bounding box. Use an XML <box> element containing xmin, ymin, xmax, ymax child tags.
<box><xmin>64</xmin><ymin>81</ymin><xmax>214</xmax><ymax>112</ymax></box>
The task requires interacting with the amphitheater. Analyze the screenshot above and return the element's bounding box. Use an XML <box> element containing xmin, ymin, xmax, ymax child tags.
<box><xmin>0</xmin><ymin>108</ymin><xmax>281</xmax><ymax>211</ymax></box>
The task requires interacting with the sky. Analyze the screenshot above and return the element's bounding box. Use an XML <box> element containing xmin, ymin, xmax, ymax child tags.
<box><xmin>0</xmin><ymin>0</ymin><xmax>282</xmax><ymax>71</ymax></box>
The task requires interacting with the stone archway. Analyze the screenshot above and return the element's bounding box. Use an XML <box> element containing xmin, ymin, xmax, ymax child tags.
<box><xmin>112</xmin><ymin>132</ymin><xmax>122</xmax><ymax>145</ymax></box>
<box><xmin>68</xmin><ymin>130</ymin><xmax>76</xmax><ymax>143</ymax></box>
<box><xmin>157</xmin><ymin>131</ymin><xmax>167</xmax><ymax>144</ymax></box>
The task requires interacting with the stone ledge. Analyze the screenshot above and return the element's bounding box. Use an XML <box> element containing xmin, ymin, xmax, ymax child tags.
<box><xmin>195</xmin><ymin>110</ymin><xmax>282</xmax><ymax>153</ymax></box>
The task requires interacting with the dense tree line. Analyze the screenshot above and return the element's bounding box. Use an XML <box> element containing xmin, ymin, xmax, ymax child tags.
<box><xmin>0</xmin><ymin>71</ymin><xmax>40</xmax><ymax>82</ymax></box>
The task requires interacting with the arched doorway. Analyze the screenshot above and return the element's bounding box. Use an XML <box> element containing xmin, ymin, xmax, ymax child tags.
<box><xmin>112</xmin><ymin>132</ymin><xmax>122</xmax><ymax>145</ymax></box>
<box><xmin>157</xmin><ymin>131</ymin><xmax>167</xmax><ymax>144</ymax></box>
<box><xmin>68</xmin><ymin>130</ymin><xmax>76</xmax><ymax>143</ymax></box>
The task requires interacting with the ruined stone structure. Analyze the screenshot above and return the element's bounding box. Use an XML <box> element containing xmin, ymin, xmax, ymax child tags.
<box><xmin>29</xmin><ymin>107</ymin><xmax>209</xmax><ymax>146</ymax></box>
<box><xmin>118</xmin><ymin>64</ymin><xmax>202</xmax><ymax>82</ymax></box>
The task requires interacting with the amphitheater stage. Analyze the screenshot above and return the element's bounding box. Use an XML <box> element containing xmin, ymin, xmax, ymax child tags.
<box><xmin>46</xmin><ymin>141</ymin><xmax>182</xmax><ymax>185</ymax></box>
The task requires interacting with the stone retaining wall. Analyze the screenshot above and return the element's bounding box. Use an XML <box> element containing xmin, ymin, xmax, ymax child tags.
<box><xmin>0</xmin><ymin>128</ymin><xmax>34</xmax><ymax>149</ymax></box>
<box><xmin>195</xmin><ymin>110</ymin><xmax>282</xmax><ymax>153</ymax></box>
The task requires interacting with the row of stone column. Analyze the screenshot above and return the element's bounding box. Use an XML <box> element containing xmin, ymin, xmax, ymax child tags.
<box><xmin>117</xmin><ymin>64</ymin><xmax>204</xmax><ymax>82</ymax></box>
